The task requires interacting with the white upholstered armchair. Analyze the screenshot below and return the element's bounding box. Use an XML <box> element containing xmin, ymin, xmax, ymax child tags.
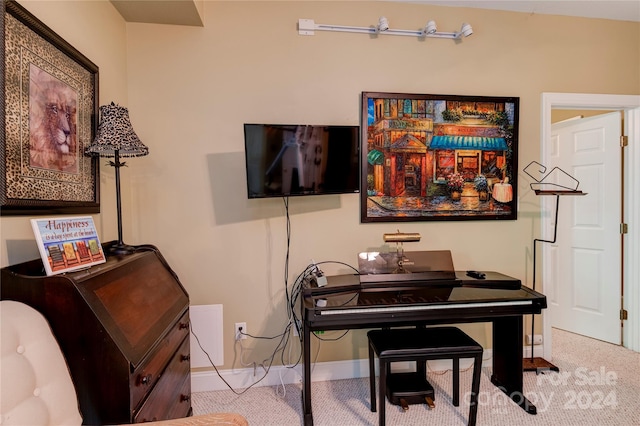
<box><xmin>0</xmin><ymin>300</ymin><xmax>247</xmax><ymax>426</ymax></box>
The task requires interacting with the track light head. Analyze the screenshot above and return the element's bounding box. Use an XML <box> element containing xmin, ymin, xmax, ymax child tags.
<box><xmin>377</xmin><ymin>16</ymin><xmax>389</xmax><ymax>32</ymax></box>
<box><xmin>459</xmin><ymin>23</ymin><xmax>473</xmax><ymax>38</ymax></box>
<box><xmin>423</xmin><ymin>20</ymin><xmax>437</xmax><ymax>35</ymax></box>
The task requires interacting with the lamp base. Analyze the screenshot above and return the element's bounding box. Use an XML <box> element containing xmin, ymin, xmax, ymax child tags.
<box><xmin>109</xmin><ymin>242</ymin><xmax>136</xmax><ymax>255</ymax></box>
<box><xmin>523</xmin><ymin>357</ymin><xmax>560</xmax><ymax>374</ymax></box>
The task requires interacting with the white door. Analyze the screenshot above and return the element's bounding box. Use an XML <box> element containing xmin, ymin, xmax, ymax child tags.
<box><xmin>546</xmin><ymin>112</ymin><xmax>622</xmax><ymax>344</ymax></box>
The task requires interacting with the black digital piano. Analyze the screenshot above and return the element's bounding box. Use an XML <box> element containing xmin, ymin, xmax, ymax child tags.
<box><xmin>300</xmin><ymin>262</ymin><xmax>547</xmax><ymax>426</ymax></box>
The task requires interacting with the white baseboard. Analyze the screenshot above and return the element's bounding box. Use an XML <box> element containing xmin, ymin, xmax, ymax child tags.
<box><xmin>191</xmin><ymin>349</ymin><xmax>497</xmax><ymax>393</ymax></box>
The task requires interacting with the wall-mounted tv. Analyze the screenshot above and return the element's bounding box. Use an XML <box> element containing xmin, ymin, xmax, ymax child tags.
<box><xmin>243</xmin><ymin>124</ymin><xmax>360</xmax><ymax>199</ymax></box>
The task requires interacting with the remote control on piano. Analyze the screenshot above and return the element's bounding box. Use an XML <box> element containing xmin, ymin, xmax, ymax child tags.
<box><xmin>466</xmin><ymin>270</ymin><xmax>486</xmax><ymax>279</ymax></box>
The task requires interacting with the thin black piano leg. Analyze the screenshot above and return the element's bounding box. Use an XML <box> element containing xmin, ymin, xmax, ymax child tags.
<box><xmin>491</xmin><ymin>316</ymin><xmax>537</xmax><ymax>415</ymax></box>
<box><xmin>303</xmin><ymin>322</ymin><xmax>314</xmax><ymax>426</ymax></box>
<box><xmin>369</xmin><ymin>341</ymin><xmax>377</xmax><ymax>412</ymax></box>
<box><xmin>379</xmin><ymin>359</ymin><xmax>387</xmax><ymax>426</ymax></box>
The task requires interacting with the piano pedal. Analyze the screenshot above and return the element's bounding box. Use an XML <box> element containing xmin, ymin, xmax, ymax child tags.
<box><xmin>425</xmin><ymin>396</ymin><xmax>435</xmax><ymax>410</ymax></box>
<box><xmin>400</xmin><ymin>398</ymin><xmax>409</xmax><ymax>411</ymax></box>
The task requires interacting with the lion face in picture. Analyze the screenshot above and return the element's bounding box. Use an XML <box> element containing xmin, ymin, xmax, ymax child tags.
<box><xmin>43</xmin><ymin>101</ymin><xmax>76</xmax><ymax>154</ymax></box>
<box><xmin>29</xmin><ymin>65</ymin><xmax>79</xmax><ymax>172</ymax></box>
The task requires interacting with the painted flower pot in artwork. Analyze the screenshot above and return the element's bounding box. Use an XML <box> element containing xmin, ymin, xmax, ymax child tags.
<box><xmin>447</xmin><ymin>173</ymin><xmax>464</xmax><ymax>200</ymax></box>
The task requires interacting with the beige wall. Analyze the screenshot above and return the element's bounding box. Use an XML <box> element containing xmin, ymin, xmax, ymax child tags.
<box><xmin>2</xmin><ymin>1</ymin><xmax>639</xmax><ymax>371</ymax></box>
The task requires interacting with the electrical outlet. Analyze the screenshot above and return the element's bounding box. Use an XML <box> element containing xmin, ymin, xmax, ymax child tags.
<box><xmin>526</xmin><ymin>334</ymin><xmax>543</xmax><ymax>345</ymax></box>
<box><xmin>235</xmin><ymin>322</ymin><xmax>247</xmax><ymax>340</ymax></box>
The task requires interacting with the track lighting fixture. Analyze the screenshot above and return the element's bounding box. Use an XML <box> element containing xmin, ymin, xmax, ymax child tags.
<box><xmin>298</xmin><ymin>18</ymin><xmax>473</xmax><ymax>41</ymax></box>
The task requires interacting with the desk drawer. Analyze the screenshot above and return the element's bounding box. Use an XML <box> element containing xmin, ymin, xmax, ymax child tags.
<box><xmin>131</xmin><ymin>311</ymin><xmax>190</xmax><ymax>409</ymax></box>
<box><xmin>134</xmin><ymin>337</ymin><xmax>191</xmax><ymax>423</ymax></box>
<box><xmin>165</xmin><ymin>376</ymin><xmax>191</xmax><ymax>420</ymax></box>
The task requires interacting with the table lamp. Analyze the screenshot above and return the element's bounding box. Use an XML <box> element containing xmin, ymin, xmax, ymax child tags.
<box><xmin>85</xmin><ymin>102</ymin><xmax>149</xmax><ymax>255</ymax></box>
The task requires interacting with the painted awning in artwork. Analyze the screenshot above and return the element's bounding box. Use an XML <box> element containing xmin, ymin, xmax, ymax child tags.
<box><xmin>367</xmin><ymin>149</ymin><xmax>384</xmax><ymax>165</ymax></box>
<box><xmin>430</xmin><ymin>136</ymin><xmax>508</xmax><ymax>151</ymax></box>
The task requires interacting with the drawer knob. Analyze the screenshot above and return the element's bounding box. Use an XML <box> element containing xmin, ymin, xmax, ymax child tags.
<box><xmin>139</xmin><ymin>374</ymin><xmax>152</xmax><ymax>386</ymax></box>
<box><xmin>179</xmin><ymin>321</ymin><xmax>189</xmax><ymax>330</ymax></box>
<box><xmin>180</xmin><ymin>394</ymin><xmax>190</xmax><ymax>402</ymax></box>
<box><xmin>180</xmin><ymin>354</ymin><xmax>191</xmax><ymax>362</ymax></box>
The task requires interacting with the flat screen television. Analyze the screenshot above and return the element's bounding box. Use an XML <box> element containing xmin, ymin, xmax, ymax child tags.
<box><xmin>243</xmin><ymin>124</ymin><xmax>360</xmax><ymax>198</ymax></box>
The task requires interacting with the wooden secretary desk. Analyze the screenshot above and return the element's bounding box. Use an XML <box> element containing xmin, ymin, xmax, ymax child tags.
<box><xmin>0</xmin><ymin>243</ymin><xmax>192</xmax><ymax>424</ymax></box>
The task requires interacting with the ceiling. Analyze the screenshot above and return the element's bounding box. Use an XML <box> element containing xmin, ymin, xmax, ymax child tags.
<box><xmin>110</xmin><ymin>0</ymin><xmax>640</xmax><ymax>26</ymax></box>
<box><xmin>403</xmin><ymin>1</ymin><xmax>640</xmax><ymax>22</ymax></box>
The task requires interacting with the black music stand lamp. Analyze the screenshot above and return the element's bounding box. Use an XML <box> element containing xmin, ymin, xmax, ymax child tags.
<box><xmin>383</xmin><ymin>230</ymin><xmax>421</xmax><ymax>274</ymax></box>
<box><xmin>523</xmin><ymin>161</ymin><xmax>586</xmax><ymax>373</ymax></box>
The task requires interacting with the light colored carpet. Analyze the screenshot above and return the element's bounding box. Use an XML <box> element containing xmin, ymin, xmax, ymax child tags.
<box><xmin>193</xmin><ymin>329</ymin><xmax>640</xmax><ymax>425</ymax></box>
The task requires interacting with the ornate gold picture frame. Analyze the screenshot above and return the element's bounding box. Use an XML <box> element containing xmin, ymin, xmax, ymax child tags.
<box><xmin>1</xmin><ymin>1</ymin><xmax>99</xmax><ymax>215</ymax></box>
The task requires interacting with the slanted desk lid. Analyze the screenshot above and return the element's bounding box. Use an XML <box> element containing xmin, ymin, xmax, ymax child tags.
<box><xmin>76</xmin><ymin>249</ymin><xmax>188</xmax><ymax>367</ymax></box>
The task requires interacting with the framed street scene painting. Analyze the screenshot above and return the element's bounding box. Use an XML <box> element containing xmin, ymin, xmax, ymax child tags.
<box><xmin>361</xmin><ymin>92</ymin><xmax>519</xmax><ymax>222</ymax></box>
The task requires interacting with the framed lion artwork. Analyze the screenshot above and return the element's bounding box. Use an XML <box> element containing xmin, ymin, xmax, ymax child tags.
<box><xmin>2</xmin><ymin>0</ymin><xmax>99</xmax><ymax>215</ymax></box>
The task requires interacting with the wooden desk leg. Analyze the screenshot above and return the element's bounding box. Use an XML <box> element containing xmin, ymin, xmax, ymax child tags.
<box><xmin>303</xmin><ymin>322</ymin><xmax>314</xmax><ymax>426</ymax></box>
<box><xmin>491</xmin><ymin>316</ymin><xmax>537</xmax><ymax>414</ymax></box>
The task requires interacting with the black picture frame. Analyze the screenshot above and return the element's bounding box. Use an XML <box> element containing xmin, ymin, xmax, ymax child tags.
<box><xmin>361</xmin><ymin>92</ymin><xmax>519</xmax><ymax>222</ymax></box>
<box><xmin>1</xmin><ymin>0</ymin><xmax>99</xmax><ymax>216</ymax></box>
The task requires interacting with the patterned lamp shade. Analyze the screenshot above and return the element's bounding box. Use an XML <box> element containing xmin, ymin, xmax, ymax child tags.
<box><xmin>85</xmin><ymin>102</ymin><xmax>149</xmax><ymax>157</ymax></box>
<box><xmin>84</xmin><ymin>102</ymin><xmax>148</xmax><ymax>254</ymax></box>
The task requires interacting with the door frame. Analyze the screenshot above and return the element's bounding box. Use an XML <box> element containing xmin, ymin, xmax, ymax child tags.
<box><xmin>540</xmin><ymin>92</ymin><xmax>640</xmax><ymax>357</ymax></box>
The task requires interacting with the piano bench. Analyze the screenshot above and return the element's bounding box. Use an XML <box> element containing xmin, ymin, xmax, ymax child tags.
<box><xmin>367</xmin><ymin>326</ymin><xmax>483</xmax><ymax>426</ymax></box>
